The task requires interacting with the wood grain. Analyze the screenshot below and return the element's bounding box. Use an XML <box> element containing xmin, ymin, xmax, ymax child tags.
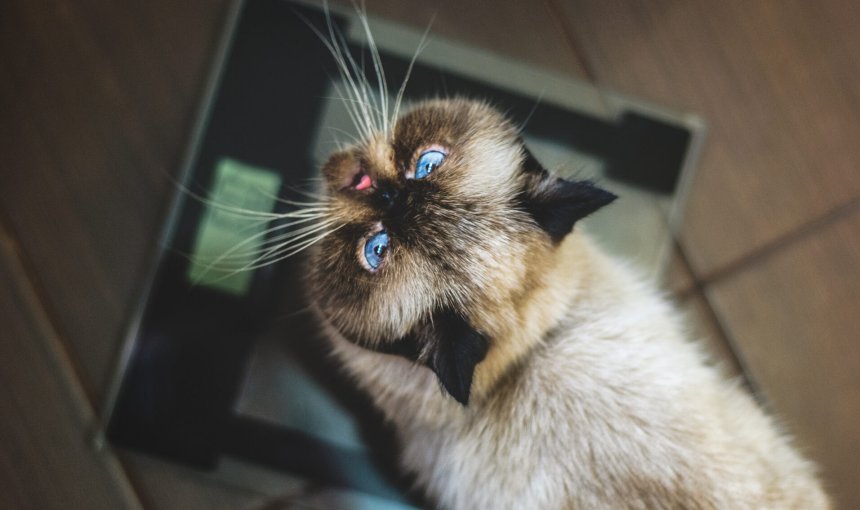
<box><xmin>5</xmin><ymin>0</ymin><xmax>856</xmax><ymax>508</ymax></box>
<box><xmin>556</xmin><ymin>0</ymin><xmax>860</xmax><ymax>277</ymax></box>
<box><xmin>0</xmin><ymin>0</ymin><xmax>231</xmax><ymax>405</ymax></box>
<box><xmin>676</xmin><ymin>292</ymin><xmax>744</xmax><ymax>381</ymax></box>
<box><xmin>707</xmin><ymin>203</ymin><xmax>860</xmax><ymax>510</ymax></box>
<box><xmin>0</xmin><ymin>224</ymin><xmax>142</xmax><ymax>510</ymax></box>
<box><xmin>355</xmin><ymin>0</ymin><xmax>589</xmax><ymax>78</ymax></box>
<box><xmin>662</xmin><ymin>243</ymin><xmax>696</xmax><ymax>297</ymax></box>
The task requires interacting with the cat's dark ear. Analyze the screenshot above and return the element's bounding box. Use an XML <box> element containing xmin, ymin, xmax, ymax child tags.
<box><xmin>374</xmin><ymin>309</ymin><xmax>489</xmax><ymax>405</ymax></box>
<box><xmin>426</xmin><ymin>309</ymin><xmax>489</xmax><ymax>406</ymax></box>
<box><xmin>520</xmin><ymin>147</ymin><xmax>617</xmax><ymax>242</ymax></box>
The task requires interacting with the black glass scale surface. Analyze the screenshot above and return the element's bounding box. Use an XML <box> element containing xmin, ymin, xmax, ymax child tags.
<box><xmin>106</xmin><ymin>0</ymin><xmax>692</xmax><ymax>503</ymax></box>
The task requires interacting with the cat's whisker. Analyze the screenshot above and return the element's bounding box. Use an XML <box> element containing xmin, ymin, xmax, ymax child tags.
<box><xmin>324</xmin><ymin>92</ymin><xmax>383</xmax><ymax>138</ymax></box>
<box><xmin>321</xmin><ymin>94</ymin><xmax>381</xmax><ymax>112</ymax></box>
<box><xmin>239</xmin><ymin>224</ymin><xmax>344</xmax><ymax>271</ymax></box>
<box><xmin>332</xmin><ymin>81</ymin><xmax>373</xmax><ymax>140</ymax></box>
<box><xmin>354</xmin><ymin>6</ymin><xmax>389</xmax><ymax>136</ymax></box>
<box><xmin>189</xmin><ymin>224</ymin><xmax>338</xmax><ymax>288</ymax></box>
<box><xmin>216</xmin><ymin>224</ymin><xmax>343</xmax><ymax>278</ymax></box>
<box><xmin>303</xmin><ymin>1</ymin><xmax>394</xmax><ymax>140</ymax></box>
<box><xmin>261</xmin><ymin>219</ymin><xmax>337</xmax><ymax>248</ymax></box>
<box><xmin>517</xmin><ymin>89</ymin><xmax>546</xmax><ymax>134</ymax></box>
<box><xmin>326</xmin><ymin>14</ymin><xmax>379</xmax><ymax>138</ymax></box>
<box><xmin>271</xmin><ymin>205</ymin><xmax>332</xmax><ymax>215</ymax></box>
<box><xmin>322</xmin><ymin>136</ymin><xmax>350</xmax><ymax>152</ymax></box>
<box><xmin>209</xmin><ymin>217</ymin><xmax>337</xmax><ymax>262</ymax></box>
<box><xmin>277</xmin><ymin>201</ymin><xmax>330</xmax><ymax>209</ymax></box>
<box><xmin>249</xmin><ymin>224</ymin><xmax>331</xmax><ymax>263</ymax></box>
<box><xmin>183</xmin><ymin>190</ymin><xmax>327</xmax><ymax>226</ymax></box>
<box><xmin>335</xmin><ymin>33</ymin><xmax>384</xmax><ymax>137</ymax></box>
<box><xmin>275</xmin><ymin>200</ymin><xmax>331</xmax><ymax>209</ymax></box>
<box><xmin>250</xmin><ymin>187</ymin><xmax>331</xmax><ymax>210</ymax></box>
<box><xmin>391</xmin><ymin>18</ymin><xmax>433</xmax><ymax>135</ymax></box>
<box><xmin>324</xmin><ymin>124</ymin><xmax>362</xmax><ymax>146</ymax></box>
<box><xmin>221</xmin><ymin>211</ymin><xmax>327</xmax><ymax>242</ymax></box>
<box><xmin>178</xmin><ymin>184</ymin><xmax>294</xmax><ymax>219</ymax></box>
<box><xmin>331</xmin><ymin>2</ymin><xmax>389</xmax><ymax>138</ymax></box>
<box><xmin>282</xmin><ymin>185</ymin><xmax>329</xmax><ymax>201</ymax></box>
<box><xmin>300</xmin><ymin>5</ymin><xmax>374</xmax><ymax>140</ymax></box>
<box><xmin>233</xmin><ymin>220</ymin><xmax>337</xmax><ymax>265</ymax></box>
<box><xmin>189</xmin><ymin>215</ymin><xmax>334</xmax><ymax>276</ymax></box>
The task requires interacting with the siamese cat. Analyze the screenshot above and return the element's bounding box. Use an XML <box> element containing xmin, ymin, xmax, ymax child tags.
<box><xmin>304</xmin><ymin>97</ymin><xmax>830</xmax><ymax>509</ymax></box>
<box><xmin>284</xmin><ymin>8</ymin><xmax>832</xmax><ymax>509</ymax></box>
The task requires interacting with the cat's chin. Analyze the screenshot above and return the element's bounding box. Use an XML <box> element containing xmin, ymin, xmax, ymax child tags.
<box><xmin>310</xmin><ymin>302</ymin><xmax>399</xmax><ymax>351</ymax></box>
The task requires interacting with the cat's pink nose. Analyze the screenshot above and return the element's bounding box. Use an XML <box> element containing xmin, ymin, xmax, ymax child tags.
<box><xmin>355</xmin><ymin>173</ymin><xmax>372</xmax><ymax>191</ymax></box>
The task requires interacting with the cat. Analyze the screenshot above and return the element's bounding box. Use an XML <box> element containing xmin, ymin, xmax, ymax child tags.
<box><xmin>294</xmin><ymin>7</ymin><xmax>833</xmax><ymax>509</ymax></box>
<box><xmin>305</xmin><ymin>97</ymin><xmax>831</xmax><ymax>509</ymax></box>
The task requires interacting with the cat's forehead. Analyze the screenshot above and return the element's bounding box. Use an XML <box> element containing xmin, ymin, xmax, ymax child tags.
<box><xmin>358</xmin><ymin>99</ymin><xmax>524</xmax><ymax>194</ymax></box>
<box><xmin>391</xmin><ymin>99</ymin><xmax>516</xmax><ymax>156</ymax></box>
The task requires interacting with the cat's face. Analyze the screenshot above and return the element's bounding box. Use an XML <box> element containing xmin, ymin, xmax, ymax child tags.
<box><xmin>307</xmin><ymin>98</ymin><xmax>614</xmax><ymax>404</ymax></box>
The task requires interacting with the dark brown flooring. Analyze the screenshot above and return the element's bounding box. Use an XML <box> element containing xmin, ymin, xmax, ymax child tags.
<box><xmin>1</xmin><ymin>0</ymin><xmax>857</xmax><ymax>508</ymax></box>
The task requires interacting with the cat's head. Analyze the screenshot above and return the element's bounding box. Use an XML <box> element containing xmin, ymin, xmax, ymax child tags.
<box><xmin>307</xmin><ymin>98</ymin><xmax>615</xmax><ymax>405</ymax></box>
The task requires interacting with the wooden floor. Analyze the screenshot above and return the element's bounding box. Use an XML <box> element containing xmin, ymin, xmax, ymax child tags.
<box><xmin>1</xmin><ymin>0</ymin><xmax>857</xmax><ymax>508</ymax></box>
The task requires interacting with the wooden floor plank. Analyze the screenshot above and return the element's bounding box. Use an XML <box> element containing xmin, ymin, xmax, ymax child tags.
<box><xmin>676</xmin><ymin>292</ymin><xmax>744</xmax><ymax>381</ymax></box>
<box><xmin>556</xmin><ymin>0</ymin><xmax>860</xmax><ymax>277</ymax></box>
<box><xmin>0</xmin><ymin>225</ymin><xmax>142</xmax><ymax>510</ymax></box>
<box><xmin>707</xmin><ymin>203</ymin><xmax>860</xmax><ymax>510</ymax></box>
<box><xmin>662</xmin><ymin>243</ymin><xmax>696</xmax><ymax>297</ymax></box>
<box><xmin>357</xmin><ymin>0</ymin><xmax>589</xmax><ymax>78</ymax></box>
<box><xmin>0</xmin><ymin>0</ymin><xmax>230</xmax><ymax>404</ymax></box>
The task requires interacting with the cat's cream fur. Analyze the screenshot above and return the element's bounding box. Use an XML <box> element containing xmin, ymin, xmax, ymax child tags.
<box><xmin>304</xmin><ymin>58</ymin><xmax>830</xmax><ymax>507</ymax></box>
<box><xmin>318</xmin><ymin>228</ymin><xmax>830</xmax><ymax>509</ymax></box>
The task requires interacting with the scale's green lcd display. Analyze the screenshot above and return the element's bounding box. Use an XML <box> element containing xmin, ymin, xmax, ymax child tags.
<box><xmin>187</xmin><ymin>158</ymin><xmax>282</xmax><ymax>295</ymax></box>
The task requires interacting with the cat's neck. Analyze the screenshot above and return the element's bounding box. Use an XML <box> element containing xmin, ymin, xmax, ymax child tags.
<box><xmin>471</xmin><ymin>230</ymin><xmax>604</xmax><ymax>400</ymax></box>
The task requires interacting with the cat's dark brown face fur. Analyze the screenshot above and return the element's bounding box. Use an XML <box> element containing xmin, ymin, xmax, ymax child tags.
<box><xmin>307</xmin><ymin>98</ymin><xmax>614</xmax><ymax>404</ymax></box>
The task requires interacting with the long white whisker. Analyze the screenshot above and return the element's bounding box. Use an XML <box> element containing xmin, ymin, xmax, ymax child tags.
<box><xmin>206</xmin><ymin>217</ymin><xmax>336</xmax><ymax>262</ymax></box>
<box><xmin>223</xmin><ymin>209</ymin><xmax>329</xmax><ymax>241</ymax></box>
<box><xmin>208</xmin><ymin>224</ymin><xmax>343</xmax><ymax>281</ymax></box>
<box><xmin>275</xmin><ymin>200</ymin><xmax>331</xmax><ymax>209</ymax></box>
<box><xmin>244</xmin><ymin>221</ymin><xmax>337</xmax><ymax>265</ymax></box>
<box><xmin>190</xmin><ymin>214</ymin><xmax>331</xmax><ymax>275</ymax></box>
<box><xmin>179</xmin><ymin>184</ymin><xmax>292</xmax><ymax>219</ymax></box>
<box><xmin>322</xmin><ymin>93</ymin><xmax>382</xmax><ymax>121</ymax></box>
<box><xmin>238</xmin><ymin>225</ymin><xmax>345</xmax><ymax>271</ymax></box>
<box><xmin>282</xmin><ymin>185</ymin><xmax>330</xmax><ymax>201</ymax></box>
<box><xmin>392</xmin><ymin>17</ymin><xmax>434</xmax><ymax>132</ymax></box>
<box><xmin>324</xmin><ymin>123</ymin><xmax>362</xmax><ymax>145</ymax></box>
<box><xmin>326</xmin><ymin>9</ymin><xmax>376</xmax><ymax>138</ymax></box>
<box><xmin>321</xmin><ymin>135</ymin><xmax>352</xmax><ymax>153</ymax></box>
<box><xmin>332</xmin><ymin>80</ymin><xmax>371</xmax><ymax>140</ymax></box>
<box><xmin>260</xmin><ymin>219</ymin><xmax>337</xmax><ymax>249</ymax></box>
<box><xmin>355</xmin><ymin>5</ymin><xmax>389</xmax><ymax>135</ymax></box>
<box><xmin>334</xmin><ymin>27</ymin><xmax>381</xmax><ymax>136</ymax></box>
<box><xmin>300</xmin><ymin>5</ymin><xmax>374</xmax><ymax>140</ymax></box>
<box><xmin>245</xmin><ymin>186</ymin><xmax>331</xmax><ymax>209</ymax></box>
<box><xmin>518</xmin><ymin>89</ymin><xmax>546</xmax><ymax>133</ymax></box>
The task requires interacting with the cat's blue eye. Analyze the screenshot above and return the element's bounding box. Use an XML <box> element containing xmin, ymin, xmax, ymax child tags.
<box><xmin>415</xmin><ymin>150</ymin><xmax>446</xmax><ymax>179</ymax></box>
<box><xmin>364</xmin><ymin>231</ymin><xmax>389</xmax><ymax>271</ymax></box>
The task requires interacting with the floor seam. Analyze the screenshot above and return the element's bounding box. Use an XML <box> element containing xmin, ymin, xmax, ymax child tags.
<box><xmin>693</xmin><ymin>195</ymin><xmax>860</xmax><ymax>287</ymax></box>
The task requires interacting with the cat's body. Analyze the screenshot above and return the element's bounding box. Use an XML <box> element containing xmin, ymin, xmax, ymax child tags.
<box><xmin>322</xmin><ymin>232</ymin><xmax>829</xmax><ymax>509</ymax></box>
<box><xmin>305</xmin><ymin>89</ymin><xmax>830</xmax><ymax>507</ymax></box>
